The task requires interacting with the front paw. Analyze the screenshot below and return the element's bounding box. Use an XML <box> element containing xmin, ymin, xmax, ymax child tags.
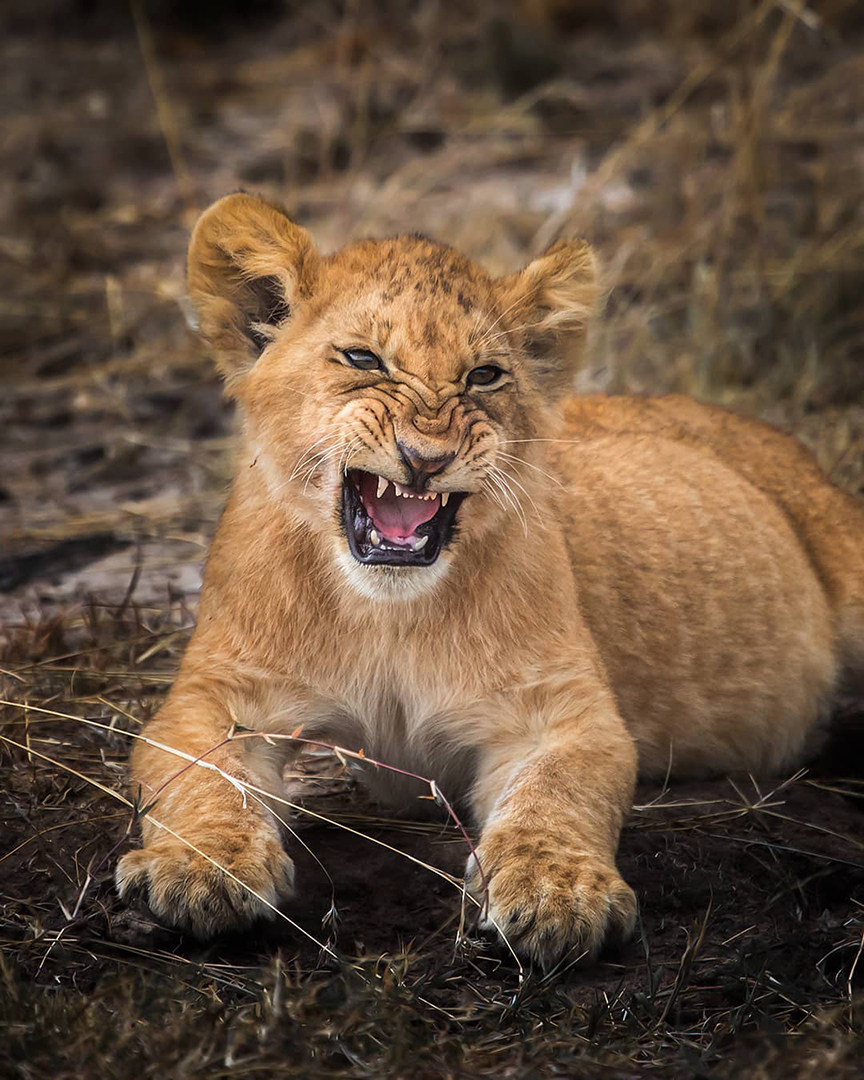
<box><xmin>465</xmin><ymin>830</ymin><xmax>637</xmax><ymax>968</ymax></box>
<box><xmin>116</xmin><ymin>816</ymin><xmax>294</xmax><ymax>939</ymax></box>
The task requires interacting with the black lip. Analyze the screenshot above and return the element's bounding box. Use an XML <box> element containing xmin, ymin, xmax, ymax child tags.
<box><xmin>342</xmin><ymin>471</ymin><xmax>466</xmax><ymax>567</ymax></box>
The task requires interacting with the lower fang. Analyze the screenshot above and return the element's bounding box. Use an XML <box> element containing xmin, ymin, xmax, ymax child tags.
<box><xmin>412</xmin><ymin>535</ymin><xmax>428</xmax><ymax>551</ymax></box>
<box><xmin>370</xmin><ymin>529</ymin><xmax>381</xmax><ymax>547</ymax></box>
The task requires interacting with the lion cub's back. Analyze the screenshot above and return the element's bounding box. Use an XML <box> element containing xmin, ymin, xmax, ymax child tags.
<box><xmin>561</xmin><ymin>394</ymin><xmax>864</xmax><ymax>688</ymax></box>
<box><xmin>552</xmin><ymin>425</ymin><xmax>836</xmax><ymax>779</ymax></box>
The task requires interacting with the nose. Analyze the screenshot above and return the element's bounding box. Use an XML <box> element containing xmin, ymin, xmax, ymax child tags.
<box><xmin>397</xmin><ymin>441</ymin><xmax>454</xmax><ymax>489</ymax></box>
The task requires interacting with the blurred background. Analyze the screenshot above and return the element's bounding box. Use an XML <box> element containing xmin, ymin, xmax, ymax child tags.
<box><xmin>2</xmin><ymin>0</ymin><xmax>863</xmax><ymax>617</ymax></box>
<box><xmin>2</xmin><ymin>5</ymin><xmax>864</xmax><ymax>1074</ymax></box>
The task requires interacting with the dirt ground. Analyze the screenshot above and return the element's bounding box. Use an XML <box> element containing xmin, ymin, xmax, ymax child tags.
<box><xmin>1</xmin><ymin>1</ymin><xmax>863</xmax><ymax>1076</ymax></box>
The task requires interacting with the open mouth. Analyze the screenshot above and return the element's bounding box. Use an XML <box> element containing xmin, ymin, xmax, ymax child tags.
<box><xmin>342</xmin><ymin>470</ymin><xmax>466</xmax><ymax>567</ymax></box>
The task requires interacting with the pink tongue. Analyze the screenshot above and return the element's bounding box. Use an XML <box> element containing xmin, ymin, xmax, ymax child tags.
<box><xmin>359</xmin><ymin>473</ymin><xmax>440</xmax><ymax>544</ymax></box>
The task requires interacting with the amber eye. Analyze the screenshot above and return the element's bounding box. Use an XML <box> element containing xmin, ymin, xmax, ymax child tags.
<box><xmin>342</xmin><ymin>347</ymin><xmax>383</xmax><ymax>371</ymax></box>
<box><xmin>467</xmin><ymin>364</ymin><xmax>505</xmax><ymax>387</ymax></box>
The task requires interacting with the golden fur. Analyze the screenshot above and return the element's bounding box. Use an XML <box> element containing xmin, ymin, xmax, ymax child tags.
<box><xmin>117</xmin><ymin>193</ymin><xmax>864</xmax><ymax>965</ymax></box>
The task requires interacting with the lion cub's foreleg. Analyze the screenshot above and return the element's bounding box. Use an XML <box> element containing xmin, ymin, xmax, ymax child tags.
<box><xmin>466</xmin><ymin>692</ymin><xmax>638</xmax><ymax>967</ymax></box>
<box><xmin>115</xmin><ymin>673</ymin><xmax>296</xmax><ymax>938</ymax></box>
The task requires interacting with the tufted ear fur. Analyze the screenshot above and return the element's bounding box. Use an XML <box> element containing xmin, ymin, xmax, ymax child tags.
<box><xmin>187</xmin><ymin>192</ymin><xmax>320</xmax><ymax>390</ymax></box>
<box><xmin>495</xmin><ymin>240</ymin><xmax>599</xmax><ymax>397</ymax></box>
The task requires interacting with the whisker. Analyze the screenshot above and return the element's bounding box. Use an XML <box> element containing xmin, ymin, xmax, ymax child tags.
<box><xmin>299</xmin><ymin>444</ymin><xmax>344</xmax><ymax>477</ymax></box>
<box><xmin>472</xmin><ymin>290</ymin><xmax>533</xmax><ymax>351</ymax></box>
<box><xmin>496</xmin><ymin>452</ymin><xmax>565</xmax><ymax>490</ymax></box>
<box><xmin>281</xmin><ymin>382</ymin><xmax>318</xmax><ymax>402</ymax></box>
<box><xmin>490</xmin><ymin>470</ymin><xmax>533</xmax><ymax>531</ymax></box>
<box><xmin>474</xmin><ymin>318</ymin><xmax>552</xmax><ymax>349</ymax></box>
<box><xmin>499</xmin><ymin>438</ymin><xmax>588</xmax><ymax>446</ymax></box>
<box><xmin>485</xmin><ymin>466</ymin><xmax>528</xmax><ymax>537</ymax></box>
<box><xmin>489</xmin><ymin>462</ymin><xmax>539</xmax><ymax>518</ymax></box>
<box><xmin>288</xmin><ymin>432</ymin><xmax>343</xmax><ymax>481</ymax></box>
<box><xmin>338</xmin><ymin>435</ymin><xmax>365</xmax><ymax>475</ymax></box>
<box><xmin>481</xmin><ymin>478</ymin><xmax>507</xmax><ymax>515</ymax></box>
<box><xmin>271</xmin><ymin>431</ymin><xmax>370</xmax><ymax>502</ymax></box>
<box><xmin>301</xmin><ymin>443</ymin><xmax>348</xmax><ymax>493</ymax></box>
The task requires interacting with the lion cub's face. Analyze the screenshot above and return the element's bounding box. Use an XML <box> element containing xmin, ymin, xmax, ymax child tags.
<box><xmin>187</xmin><ymin>194</ymin><xmax>598</xmax><ymax>600</ymax></box>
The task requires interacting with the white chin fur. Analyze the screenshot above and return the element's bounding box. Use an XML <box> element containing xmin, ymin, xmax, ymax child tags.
<box><xmin>333</xmin><ymin>544</ymin><xmax>451</xmax><ymax>601</ymax></box>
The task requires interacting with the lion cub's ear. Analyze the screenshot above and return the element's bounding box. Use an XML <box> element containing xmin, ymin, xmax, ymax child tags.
<box><xmin>495</xmin><ymin>240</ymin><xmax>599</xmax><ymax>397</ymax></box>
<box><xmin>187</xmin><ymin>192</ymin><xmax>320</xmax><ymax>389</ymax></box>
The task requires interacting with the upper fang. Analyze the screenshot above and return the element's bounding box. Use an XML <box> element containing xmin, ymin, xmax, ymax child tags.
<box><xmin>441</xmin><ymin>492</ymin><xmax>449</xmax><ymax>507</ymax></box>
<box><xmin>377</xmin><ymin>476</ymin><xmax>388</xmax><ymax>498</ymax></box>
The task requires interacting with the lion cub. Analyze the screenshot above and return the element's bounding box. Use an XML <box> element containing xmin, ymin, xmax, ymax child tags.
<box><xmin>116</xmin><ymin>193</ymin><xmax>864</xmax><ymax>966</ymax></box>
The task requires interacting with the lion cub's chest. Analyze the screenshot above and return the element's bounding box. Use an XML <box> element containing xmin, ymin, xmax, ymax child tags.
<box><xmin>311</xmin><ymin>672</ymin><xmax>479</xmax><ymax>813</ymax></box>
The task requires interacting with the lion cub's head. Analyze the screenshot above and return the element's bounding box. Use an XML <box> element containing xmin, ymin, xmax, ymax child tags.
<box><xmin>188</xmin><ymin>193</ymin><xmax>598</xmax><ymax>600</ymax></box>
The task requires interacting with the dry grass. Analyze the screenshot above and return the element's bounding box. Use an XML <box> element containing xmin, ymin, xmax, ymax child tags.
<box><xmin>2</xmin><ymin>0</ymin><xmax>863</xmax><ymax>1076</ymax></box>
<box><xmin>2</xmin><ymin>601</ymin><xmax>862</xmax><ymax>1076</ymax></box>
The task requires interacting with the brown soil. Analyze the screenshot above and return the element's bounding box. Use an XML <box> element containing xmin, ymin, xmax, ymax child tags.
<box><xmin>1</xmin><ymin>2</ymin><xmax>863</xmax><ymax>1076</ymax></box>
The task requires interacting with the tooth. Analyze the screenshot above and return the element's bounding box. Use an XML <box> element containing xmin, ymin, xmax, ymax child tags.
<box><xmin>441</xmin><ymin>492</ymin><xmax>449</xmax><ymax>507</ymax></box>
<box><xmin>370</xmin><ymin>529</ymin><xmax>380</xmax><ymax>547</ymax></box>
<box><xmin>377</xmin><ymin>476</ymin><xmax>388</xmax><ymax>499</ymax></box>
<box><xmin>413</xmin><ymin>535</ymin><xmax>428</xmax><ymax>551</ymax></box>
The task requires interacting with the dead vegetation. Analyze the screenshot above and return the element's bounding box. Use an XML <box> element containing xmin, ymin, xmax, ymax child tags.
<box><xmin>1</xmin><ymin>0</ymin><xmax>863</xmax><ymax>1076</ymax></box>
